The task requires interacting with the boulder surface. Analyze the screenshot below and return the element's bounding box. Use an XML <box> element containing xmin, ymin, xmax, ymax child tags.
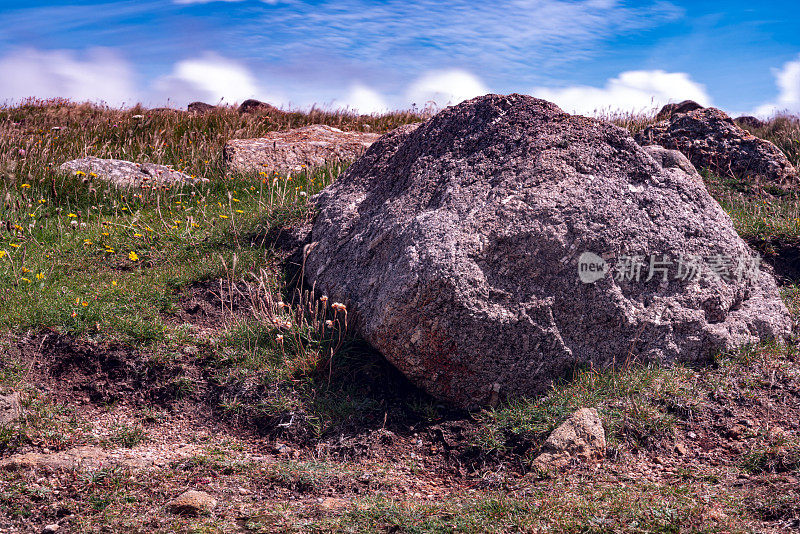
<box><xmin>306</xmin><ymin>94</ymin><xmax>791</xmax><ymax>408</ymax></box>
<box><xmin>636</xmin><ymin>106</ymin><xmax>797</xmax><ymax>188</ymax></box>
<box><xmin>60</xmin><ymin>157</ymin><xmax>207</xmax><ymax>187</ymax></box>
<box><xmin>224</xmin><ymin>125</ymin><xmax>380</xmax><ymax>174</ymax></box>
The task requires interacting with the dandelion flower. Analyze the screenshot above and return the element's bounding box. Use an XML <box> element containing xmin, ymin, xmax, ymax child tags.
<box><xmin>68</xmin><ymin>213</ymin><xmax>77</xmax><ymax>218</ymax></box>
<box><xmin>133</xmin><ymin>233</ymin><xmax>143</xmax><ymax>237</ymax></box>
<box><xmin>21</xmin><ymin>277</ymin><xmax>31</xmax><ymax>284</ymax></box>
<box><xmin>128</xmin><ymin>251</ymin><xmax>139</xmax><ymax>261</ymax></box>
<box><xmin>9</xmin><ymin>244</ymin><xmax>20</xmax><ymax>249</ymax></box>
<box><xmin>0</xmin><ymin>251</ymin><xmax>6</xmax><ymax>258</ymax></box>
<box><xmin>112</xmin><ymin>280</ymin><xmax>117</xmax><ymax>286</ymax></box>
<box><xmin>220</xmin><ymin>215</ymin><xmax>229</xmax><ymax>219</ymax></box>
<box><xmin>21</xmin><ymin>183</ymin><xmax>31</xmax><ymax>189</ymax></box>
<box><xmin>36</xmin><ymin>272</ymin><xmax>45</xmax><ymax>280</ymax></box>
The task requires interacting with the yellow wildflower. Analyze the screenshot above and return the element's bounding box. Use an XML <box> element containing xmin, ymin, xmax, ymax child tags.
<box><xmin>128</xmin><ymin>251</ymin><xmax>139</xmax><ymax>261</ymax></box>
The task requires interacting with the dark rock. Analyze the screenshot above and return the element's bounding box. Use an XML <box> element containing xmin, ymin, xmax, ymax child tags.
<box><xmin>636</xmin><ymin>107</ymin><xmax>798</xmax><ymax>188</ymax></box>
<box><xmin>735</xmin><ymin>115</ymin><xmax>766</xmax><ymax>129</ymax></box>
<box><xmin>305</xmin><ymin>93</ymin><xmax>791</xmax><ymax>408</ymax></box>
<box><xmin>237</xmin><ymin>99</ymin><xmax>280</xmax><ymax>114</ymax></box>
<box><xmin>655</xmin><ymin>100</ymin><xmax>704</xmax><ymax>121</ymax></box>
<box><xmin>188</xmin><ymin>101</ymin><xmax>216</xmax><ymax>113</ymax></box>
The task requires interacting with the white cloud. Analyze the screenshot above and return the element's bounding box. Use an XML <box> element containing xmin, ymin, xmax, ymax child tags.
<box><xmin>151</xmin><ymin>52</ymin><xmax>273</xmax><ymax>106</ymax></box>
<box><xmin>333</xmin><ymin>84</ymin><xmax>388</xmax><ymax>114</ymax></box>
<box><xmin>753</xmin><ymin>55</ymin><xmax>800</xmax><ymax>117</ymax></box>
<box><xmin>532</xmin><ymin>70</ymin><xmax>712</xmax><ymax>116</ymax></box>
<box><xmin>406</xmin><ymin>69</ymin><xmax>489</xmax><ymax>110</ymax></box>
<box><xmin>0</xmin><ymin>48</ymin><xmax>138</xmax><ymax>107</ymax></box>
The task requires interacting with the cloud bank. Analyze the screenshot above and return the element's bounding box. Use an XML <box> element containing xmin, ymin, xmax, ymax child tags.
<box><xmin>754</xmin><ymin>55</ymin><xmax>800</xmax><ymax>117</ymax></box>
<box><xmin>0</xmin><ymin>48</ymin><xmax>138</xmax><ymax>107</ymax></box>
<box><xmin>532</xmin><ymin>70</ymin><xmax>712</xmax><ymax>116</ymax></box>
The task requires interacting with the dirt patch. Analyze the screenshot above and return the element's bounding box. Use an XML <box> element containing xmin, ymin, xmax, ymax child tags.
<box><xmin>15</xmin><ymin>330</ymin><xmax>190</xmax><ymax>406</ymax></box>
<box><xmin>169</xmin><ymin>278</ymin><xmax>253</xmax><ymax>331</ymax></box>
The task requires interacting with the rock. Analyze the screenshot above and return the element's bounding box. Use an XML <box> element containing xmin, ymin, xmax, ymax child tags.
<box><xmin>0</xmin><ymin>391</ymin><xmax>22</xmax><ymax>425</ymax></box>
<box><xmin>237</xmin><ymin>99</ymin><xmax>280</xmax><ymax>114</ymax></box>
<box><xmin>188</xmin><ymin>101</ymin><xmax>216</xmax><ymax>113</ymax></box>
<box><xmin>59</xmin><ymin>157</ymin><xmax>208</xmax><ymax>188</ymax></box>
<box><xmin>655</xmin><ymin>100</ymin><xmax>704</xmax><ymax>121</ymax></box>
<box><xmin>735</xmin><ymin>115</ymin><xmax>766</xmax><ymax>129</ymax></box>
<box><xmin>636</xmin><ymin>106</ymin><xmax>798</xmax><ymax>189</ymax></box>
<box><xmin>167</xmin><ymin>490</ymin><xmax>217</xmax><ymax>515</ymax></box>
<box><xmin>531</xmin><ymin>408</ymin><xmax>606</xmax><ymax>470</ymax></box>
<box><xmin>148</xmin><ymin>107</ymin><xmax>183</xmax><ymax>115</ymax></box>
<box><xmin>675</xmin><ymin>442</ymin><xmax>688</xmax><ymax>456</ymax></box>
<box><xmin>224</xmin><ymin>125</ymin><xmax>381</xmax><ymax>174</ymax></box>
<box><xmin>305</xmin><ymin>93</ymin><xmax>791</xmax><ymax>407</ymax></box>
<box><xmin>42</xmin><ymin>524</ymin><xmax>60</xmax><ymax>533</ymax></box>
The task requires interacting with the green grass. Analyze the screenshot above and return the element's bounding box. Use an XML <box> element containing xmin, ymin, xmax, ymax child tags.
<box><xmin>1</xmin><ymin>99</ymin><xmax>799</xmax><ymax>533</ymax></box>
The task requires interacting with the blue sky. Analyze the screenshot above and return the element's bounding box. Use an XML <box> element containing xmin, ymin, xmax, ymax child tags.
<box><xmin>0</xmin><ymin>0</ymin><xmax>798</xmax><ymax>116</ymax></box>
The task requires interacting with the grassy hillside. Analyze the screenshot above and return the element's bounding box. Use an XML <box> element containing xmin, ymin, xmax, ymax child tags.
<box><xmin>0</xmin><ymin>99</ymin><xmax>798</xmax><ymax>532</ymax></box>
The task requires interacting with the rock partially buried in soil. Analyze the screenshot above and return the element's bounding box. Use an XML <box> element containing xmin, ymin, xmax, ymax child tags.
<box><xmin>636</xmin><ymin>105</ymin><xmax>798</xmax><ymax>189</ymax></box>
<box><xmin>531</xmin><ymin>408</ymin><xmax>606</xmax><ymax>470</ymax></box>
<box><xmin>0</xmin><ymin>391</ymin><xmax>22</xmax><ymax>425</ymax></box>
<box><xmin>59</xmin><ymin>157</ymin><xmax>208</xmax><ymax>188</ymax></box>
<box><xmin>305</xmin><ymin>93</ymin><xmax>791</xmax><ymax>408</ymax></box>
<box><xmin>167</xmin><ymin>490</ymin><xmax>217</xmax><ymax>515</ymax></box>
<box><xmin>223</xmin><ymin>124</ymin><xmax>381</xmax><ymax>174</ymax></box>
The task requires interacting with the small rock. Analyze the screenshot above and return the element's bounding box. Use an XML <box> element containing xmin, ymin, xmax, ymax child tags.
<box><xmin>531</xmin><ymin>408</ymin><xmax>606</xmax><ymax>470</ymax></box>
<box><xmin>237</xmin><ymin>487</ymin><xmax>250</xmax><ymax>495</ymax></box>
<box><xmin>188</xmin><ymin>102</ymin><xmax>216</xmax><ymax>113</ymax></box>
<box><xmin>42</xmin><ymin>524</ymin><xmax>60</xmax><ymax>533</ymax></box>
<box><xmin>167</xmin><ymin>490</ymin><xmax>217</xmax><ymax>515</ymax></box>
<box><xmin>655</xmin><ymin>99</ymin><xmax>704</xmax><ymax>121</ymax></box>
<box><xmin>0</xmin><ymin>391</ymin><xmax>23</xmax><ymax>425</ymax></box>
<box><xmin>687</xmin><ymin>431</ymin><xmax>698</xmax><ymax>440</ymax></box>
<box><xmin>675</xmin><ymin>442</ymin><xmax>688</xmax><ymax>456</ymax></box>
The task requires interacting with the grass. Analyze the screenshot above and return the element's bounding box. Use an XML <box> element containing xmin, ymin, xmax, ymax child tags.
<box><xmin>0</xmin><ymin>99</ymin><xmax>799</xmax><ymax>532</ymax></box>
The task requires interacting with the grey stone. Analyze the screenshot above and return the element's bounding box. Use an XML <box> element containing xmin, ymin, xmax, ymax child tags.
<box><xmin>636</xmin><ymin>106</ymin><xmax>797</xmax><ymax>189</ymax></box>
<box><xmin>305</xmin><ymin>93</ymin><xmax>791</xmax><ymax>408</ymax></box>
<box><xmin>532</xmin><ymin>408</ymin><xmax>606</xmax><ymax>469</ymax></box>
<box><xmin>0</xmin><ymin>391</ymin><xmax>22</xmax><ymax>425</ymax></box>
<box><xmin>224</xmin><ymin>125</ymin><xmax>381</xmax><ymax>174</ymax></box>
<box><xmin>59</xmin><ymin>157</ymin><xmax>208</xmax><ymax>188</ymax></box>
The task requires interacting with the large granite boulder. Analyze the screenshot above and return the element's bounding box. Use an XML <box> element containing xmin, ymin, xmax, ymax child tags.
<box><xmin>60</xmin><ymin>157</ymin><xmax>207</xmax><ymax>187</ymax></box>
<box><xmin>636</xmin><ymin>106</ymin><xmax>797</xmax><ymax>189</ymax></box>
<box><xmin>224</xmin><ymin>125</ymin><xmax>380</xmax><ymax>174</ymax></box>
<box><xmin>305</xmin><ymin>94</ymin><xmax>791</xmax><ymax>408</ymax></box>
